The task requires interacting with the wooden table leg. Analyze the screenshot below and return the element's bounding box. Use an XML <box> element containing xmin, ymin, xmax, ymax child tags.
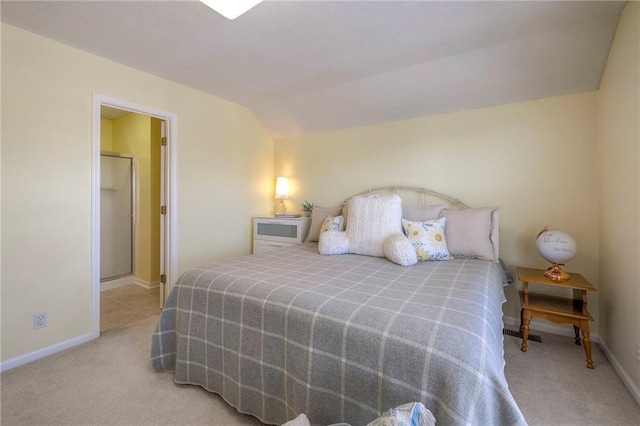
<box><xmin>573</xmin><ymin>325</ymin><xmax>581</xmax><ymax>345</ymax></box>
<box><xmin>519</xmin><ymin>308</ymin><xmax>524</xmax><ymax>333</ymax></box>
<box><xmin>580</xmin><ymin>320</ymin><xmax>594</xmax><ymax>369</ymax></box>
<box><xmin>521</xmin><ymin>310</ymin><xmax>531</xmax><ymax>352</ymax></box>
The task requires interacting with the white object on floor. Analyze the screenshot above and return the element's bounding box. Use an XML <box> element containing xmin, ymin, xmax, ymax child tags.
<box><xmin>281</xmin><ymin>414</ymin><xmax>310</xmax><ymax>426</ymax></box>
<box><xmin>281</xmin><ymin>402</ymin><xmax>435</xmax><ymax>426</ymax></box>
<box><xmin>367</xmin><ymin>402</ymin><xmax>436</xmax><ymax>426</ymax></box>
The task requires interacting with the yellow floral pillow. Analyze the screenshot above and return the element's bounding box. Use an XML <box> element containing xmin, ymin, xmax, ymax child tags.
<box><xmin>401</xmin><ymin>217</ymin><xmax>453</xmax><ymax>261</ymax></box>
<box><xmin>321</xmin><ymin>215</ymin><xmax>345</xmax><ymax>234</ymax></box>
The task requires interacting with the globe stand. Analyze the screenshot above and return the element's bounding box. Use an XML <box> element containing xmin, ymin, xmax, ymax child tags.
<box><xmin>536</xmin><ymin>227</ymin><xmax>576</xmax><ymax>281</ymax></box>
<box><xmin>544</xmin><ymin>263</ymin><xmax>571</xmax><ymax>281</ymax></box>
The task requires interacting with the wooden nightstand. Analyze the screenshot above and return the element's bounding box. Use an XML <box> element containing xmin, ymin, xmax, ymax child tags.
<box><xmin>516</xmin><ymin>266</ymin><xmax>597</xmax><ymax>369</ymax></box>
<box><xmin>252</xmin><ymin>216</ymin><xmax>311</xmax><ymax>254</ymax></box>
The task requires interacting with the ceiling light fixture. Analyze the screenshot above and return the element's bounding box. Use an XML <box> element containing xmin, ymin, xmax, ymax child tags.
<box><xmin>199</xmin><ymin>0</ymin><xmax>264</xmax><ymax>20</ymax></box>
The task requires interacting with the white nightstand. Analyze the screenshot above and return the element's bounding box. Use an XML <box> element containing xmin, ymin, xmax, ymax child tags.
<box><xmin>252</xmin><ymin>216</ymin><xmax>311</xmax><ymax>254</ymax></box>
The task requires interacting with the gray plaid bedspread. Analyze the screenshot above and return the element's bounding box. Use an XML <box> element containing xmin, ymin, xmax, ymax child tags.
<box><xmin>151</xmin><ymin>243</ymin><xmax>526</xmax><ymax>426</ymax></box>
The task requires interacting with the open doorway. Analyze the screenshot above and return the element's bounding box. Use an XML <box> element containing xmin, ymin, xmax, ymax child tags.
<box><xmin>91</xmin><ymin>95</ymin><xmax>177</xmax><ymax>338</ymax></box>
<box><xmin>99</xmin><ymin>107</ymin><xmax>162</xmax><ymax>332</ymax></box>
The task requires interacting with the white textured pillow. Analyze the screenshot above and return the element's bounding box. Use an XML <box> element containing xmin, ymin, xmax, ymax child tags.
<box><xmin>306</xmin><ymin>206</ymin><xmax>343</xmax><ymax>242</ymax></box>
<box><xmin>320</xmin><ymin>215</ymin><xmax>345</xmax><ymax>234</ymax></box>
<box><xmin>440</xmin><ymin>207</ymin><xmax>500</xmax><ymax>262</ymax></box>
<box><xmin>402</xmin><ymin>217</ymin><xmax>453</xmax><ymax>261</ymax></box>
<box><xmin>318</xmin><ymin>231</ymin><xmax>349</xmax><ymax>255</ymax></box>
<box><xmin>383</xmin><ymin>234</ymin><xmax>417</xmax><ymax>266</ymax></box>
<box><xmin>347</xmin><ymin>195</ymin><xmax>403</xmax><ymax>257</ymax></box>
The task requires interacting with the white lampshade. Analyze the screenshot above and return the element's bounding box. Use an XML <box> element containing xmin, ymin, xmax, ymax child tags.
<box><xmin>275</xmin><ymin>176</ymin><xmax>289</xmax><ymax>199</ymax></box>
<box><xmin>199</xmin><ymin>0</ymin><xmax>264</xmax><ymax>20</ymax></box>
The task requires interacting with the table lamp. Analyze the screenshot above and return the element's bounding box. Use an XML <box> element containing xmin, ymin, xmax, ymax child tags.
<box><xmin>275</xmin><ymin>176</ymin><xmax>288</xmax><ymax>216</ymax></box>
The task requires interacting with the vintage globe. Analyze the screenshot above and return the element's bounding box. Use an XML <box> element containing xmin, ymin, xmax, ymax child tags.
<box><xmin>535</xmin><ymin>228</ymin><xmax>577</xmax><ymax>280</ymax></box>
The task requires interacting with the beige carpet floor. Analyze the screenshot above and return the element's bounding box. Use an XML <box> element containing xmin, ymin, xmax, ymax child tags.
<box><xmin>503</xmin><ymin>328</ymin><xmax>640</xmax><ymax>425</ymax></box>
<box><xmin>1</xmin><ymin>314</ymin><xmax>639</xmax><ymax>426</ymax></box>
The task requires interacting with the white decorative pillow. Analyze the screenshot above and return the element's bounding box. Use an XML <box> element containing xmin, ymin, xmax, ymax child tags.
<box><xmin>320</xmin><ymin>215</ymin><xmax>345</xmax><ymax>234</ymax></box>
<box><xmin>383</xmin><ymin>234</ymin><xmax>417</xmax><ymax>266</ymax></box>
<box><xmin>440</xmin><ymin>207</ymin><xmax>500</xmax><ymax>262</ymax></box>
<box><xmin>306</xmin><ymin>205</ymin><xmax>343</xmax><ymax>242</ymax></box>
<box><xmin>347</xmin><ymin>195</ymin><xmax>403</xmax><ymax>257</ymax></box>
<box><xmin>402</xmin><ymin>217</ymin><xmax>453</xmax><ymax>261</ymax></box>
<box><xmin>318</xmin><ymin>231</ymin><xmax>349</xmax><ymax>255</ymax></box>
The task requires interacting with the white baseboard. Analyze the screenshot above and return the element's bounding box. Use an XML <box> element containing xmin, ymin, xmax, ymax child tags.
<box><xmin>101</xmin><ymin>276</ymin><xmax>159</xmax><ymax>291</ymax></box>
<box><xmin>133</xmin><ymin>277</ymin><xmax>159</xmax><ymax>290</ymax></box>
<box><xmin>100</xmin><ymin>275</ymin><xmax>135</xmax><ymax>291</ymax></box>
<box><xmin>504</xmin><ymin>315</ymin><xmax>640</xmax><ymax>406</ymax></box>
<box><xmin>597</xmin><ymin>338</ymin><xmax>640</xmax><ymax>406</ymax></box>
<box><xmin>0</xmin><ymin>332</ymin><xmax>95</xmax><ymax>373</ymax></box>
<box><xmin>2</xmin><ymin>276</ymin><xmax>159</xmax><ymax>372</ymax></box>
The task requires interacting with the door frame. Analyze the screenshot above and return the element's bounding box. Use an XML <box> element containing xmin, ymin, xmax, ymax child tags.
<box><xmin>91</xmin><ymin>94</ymin><xmax>178</xmax><ymax>338</ymax></box>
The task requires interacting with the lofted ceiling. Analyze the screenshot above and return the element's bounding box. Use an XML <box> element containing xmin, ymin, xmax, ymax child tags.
<box><xmin>1</xmin><ymin>0</ymin><xmax>627</xmax><ymax>138</ymax></box>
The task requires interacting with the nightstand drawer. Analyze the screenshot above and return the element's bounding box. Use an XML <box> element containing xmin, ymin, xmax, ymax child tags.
<box><xmin>252</xmin><ymin>239</ymin><xmax>299</xmax><ymax>254</ymax></box>
<box><xmin>253</xmin><ymin>216</ymin><xmax>310</xmax><ymax>245</ymax></box>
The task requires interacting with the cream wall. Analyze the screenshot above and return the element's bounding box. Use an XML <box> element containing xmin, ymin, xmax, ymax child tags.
<box><xmin>1</xmin><ymin>23</ymin><xmax>274</xmax><ymax>363</ymax></box>
<box><xmin>275</xmin><ymin>92</ymin><xmax>600</xmax><ymax>329</ymax></box>
<box><xmin>597</xmin><ymin>1</ymin><xmax>640</xmax><ymax>394</ymax></box>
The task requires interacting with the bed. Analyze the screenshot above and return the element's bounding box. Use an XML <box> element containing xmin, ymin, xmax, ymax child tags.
<box><xmin>151</xmin><ymin>187</ymin><xmax>526</xmax><ymax>426</ymax></box>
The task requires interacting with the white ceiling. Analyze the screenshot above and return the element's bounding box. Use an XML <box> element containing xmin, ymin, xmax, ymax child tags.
<box><xmin>1</xmin><ymin>0</ymin><xmax>627</xmax><ymax>138</ymax></box>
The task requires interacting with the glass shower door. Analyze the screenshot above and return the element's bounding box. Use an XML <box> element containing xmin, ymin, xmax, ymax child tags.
<box><xmin>100</xmin><ymin>154</ymin><xmax>134</xmax><ymax>280</ymax></box>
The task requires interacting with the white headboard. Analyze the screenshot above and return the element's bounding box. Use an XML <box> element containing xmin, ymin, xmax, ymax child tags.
<box><xmin>342</xmin><ymin>185</ymin><xmax>469</xmax><ymax>209</ymax></box>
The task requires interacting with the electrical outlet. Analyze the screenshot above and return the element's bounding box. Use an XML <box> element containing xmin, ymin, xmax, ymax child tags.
<box><xmin>33</xmin><ymin>313</ymin><xmax>47</xmax><ymax>330</ymax></box>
